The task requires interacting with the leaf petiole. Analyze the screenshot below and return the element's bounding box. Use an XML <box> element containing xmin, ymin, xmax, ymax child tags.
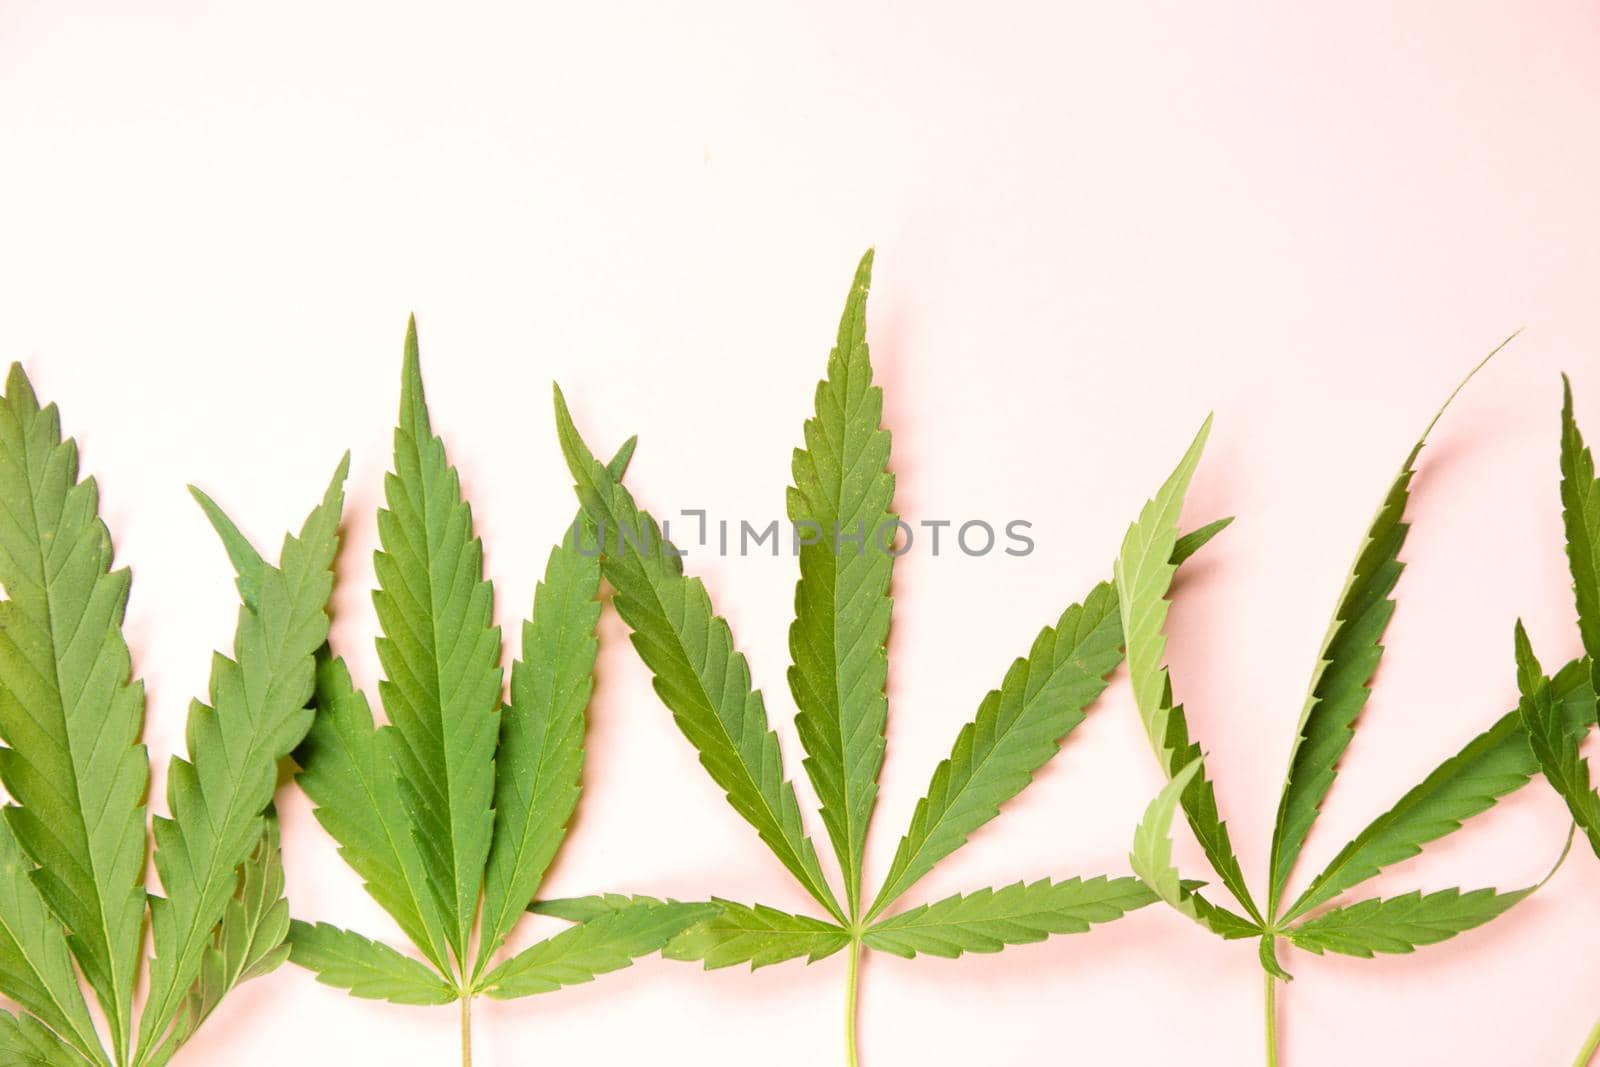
<box><xmin>1264</xmin><ymin>969</ymin><xmax>1279</xmax><ymax>1067</ymax></box>
<box><xmin>845</xmin><ymin>937</ymin><xmax>862</xmax><ymax>1067</ymax></box>
<box><xmin>1575</xmin><ymin>1017</ymin><xmax>1600</xmax><ymax>1067</ymax></box>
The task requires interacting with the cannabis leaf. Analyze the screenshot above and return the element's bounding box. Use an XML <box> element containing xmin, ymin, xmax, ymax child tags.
<box><xmin>1517</xmin><ymin>376</ymin><xmax>1600</xmax><ymax>1067</ymax></box>
<box><xmin>550</xmin><ymin>251</ymin><xmax>1228</xmax><ymax>1066</ymax></box>
<box><xmin>1116</xmin><ymin>339</ymin><xmax>1566</xmax><ymax>1064</ymax></box>
<box><xmin>286</xmin><ymin>321</ymin><xmax>708</xmax><ymax>1066</ymax></box>
<box><xmin>0</xmin><ymin>363</ymin><xmax>347</xmax><ymax>1066</ymax></box>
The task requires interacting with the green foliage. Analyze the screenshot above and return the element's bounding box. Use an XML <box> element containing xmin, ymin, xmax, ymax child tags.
<box><xmin>480</xmin><ymin>900</ymin><xmax>719</xmax><ymax>998</ymax></box>
<box><xmin>1521</xmin><ymin>374</ymin><xmax>1600</xmax><ymax>1067</ymax></box>
<box><xmin>788</xmin><ymin>249</ymin><xmax>894</xmax><ymax>917</ymax></box>
<box><xmin>1284</xmin><ymin>656</ymin><xmax>1592</xmax><ymax>922</ymax></box>
<box><xmin>288</xmin><ymin>923</ymin><xmax>456</xmax><ymax>1006</ymax></box>
<box><xmin>1519</xmin><ymin>381</ymin><xmax>1600</xmax><ymax>859</ymax></box>
<box><xmin>1287</xmin><ymin>887</ymin><xmax>1532</xmax><ymax>958</ymax></box>
<box><xmin>663</xmin><ymin>901</ymin><xmax>851</xmax><ymax>970</ymax></box>
<box><xmin>862</xmin><ymin>877</ymin><xmax>1155</xmax><ymax>960</ymax></box>
<box><xmin>161</xmin><ymin>816</ymin><xmax>293</xmax><ymax>1060</ymax></box>
<box><xmin>287</xmin><ymin>323</ymin><xmax>707</xmax><ymax>1061</ymax></box>
<box><xmin>1116</xmin><ymin>343</ymin><xmax>1551</xmax><ymax>1047</ymax></box>
<box><xmin>551</xmin><ymin>251</ymin><xmax>1228</xmax><ymax>1062</ymax></box>
<box><xmin>0</xmin><ymin>363</ymin><xmax>347</xmax><ymax>1066</ymax></box>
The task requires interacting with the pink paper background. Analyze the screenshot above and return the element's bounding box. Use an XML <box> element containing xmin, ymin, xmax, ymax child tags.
<box><xmin>4</xmin><ymin>2</ymin><xmax>1600</xmax><ymax>1064</ymax></box>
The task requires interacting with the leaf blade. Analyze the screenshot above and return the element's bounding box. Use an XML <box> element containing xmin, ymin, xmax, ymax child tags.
<box><xmin>480</xmin><ymin>901</ymin><xmax>717</xmax><ymax>999</ymax></box>
<box><xmin>478</xmin><ymin>443</ymin><xmax>634</xmax><ymax>969</ymax></box>
<box><xmin>1284</xmin><ymin>656</ymin><xmax>1594</xmax><ymax>922</ymax></box>
<box><xmin>0</xmin><ymin>364</ymin><xmax>148</xmax><ymax>1061</ymax></box>
<box><xmin>149</xmin><ymin>814</ymin><xmax>295</xmax><ymax>1065</ymax></box>
<box><xmin>1129</xmin><ymin>758</ymin><xmax>1260</xmax><ymax>941</ymax></box>
<box><xmin>1114</xmin><ymin>419</ymin><xmax>1261</xmax><ymax>923</ymax></box>
<box><xmin>661</xmin><ymin>901</ymin><xmax>849</xmax><ymax>971</ymax></box>
<box><xmin>0</xmin><ymin>1011</ymin><xmax>91</xmax><ymax>1067</ymax></box>
<box><xmin>788</xmin><ymin>249</ymin><xmax>894</xmax><ymax>918</ymax></box>
<box><xmin>867</xmin><ymin>521</ymin><xmax>1230</xmax><ymax>920</ymax></box>
<box><xmin>1266</xmin><ymin>352</ymin><xmax>1495</xmax><ymax>914</ymax></box>
<box><xmin>867</xmin><ymin>579</ymin><xmax>1124</xmax><ymax>917</ymax></box>
<box><xmin>295</xmin><ymin>655</ymin><xmax>454</xmax><ymax>975</ymax></box>
<box><xmin>0</xmin><ymin>808</ymin><xmax>105</xmax><ymax>1066</ymax></box>
<box><xmin>139</xmin><ymin>460</ymin><xmax>346</xmax><ymax>1062</ymax></box>
<box><xmin>287</xmin><ymin>921</ymin><xmax>456</xmax><ymax>1006</ymax></box>
<box><xmin>1289</xmin><ymin>886</ymin><xmax>1531</xmax><ymax>958</ymax></box>
<box><xmin>373</xmin><ymin>322</ymin><xmax>502</xmax><ymax>964</ymax></box>
<box><xmin>553</xmin><ymin>389</ymin><xmax>841</xmax><ymax>921</ymax></box>
<box><xmin>1265</xmin><ymin>457</ymin><xmax>1413</xmax><ymax>911</ymax></box>
<box><xmin>1561</xmin><ymin>376</ymin><xmax>1600</xmax><ymax>668</ymax></box>
<box><xmin>863</xmin><ymin>876</ymin><xmax>1155</xmax><ymax>960</ymax></box>
<box><xmin>1515</xmin><ymin>625</ymin><xmax>1600</xmax><ymax>857</ymax></box>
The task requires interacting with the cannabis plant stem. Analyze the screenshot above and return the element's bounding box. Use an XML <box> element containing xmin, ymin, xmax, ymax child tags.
<box><xmin>1574</xmin><ymin>1017</ymin><xmax>1600</xmax><ymax>1067</ymax></box>
<box><xmin>461</xmin><ymin>995</ymin><xmax>473</xmax><ymax>1067</ymax></box>
<box><xmin>1264</xmin><ymin>972</ymin><xmax>1279</xmax><ymax>1067</ymax></box>
<box><xmin>845</xmin><ymin>938</ymin><xmax>862</xmax><ymax>1067</ymax></box>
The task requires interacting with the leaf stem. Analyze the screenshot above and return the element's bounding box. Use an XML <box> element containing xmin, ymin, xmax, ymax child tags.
<box><xmin>845</xmin><ymin>937</ymin><xmax>862</xmax><ymax>1067</ymax></box>
<box><xmin>1574</xmin><ymin>1017</ymin><xmax>1600</xmax><ymax>1067</ymax></box>
<box><xmin>461</xmin><ymin>995</ymin><xmax>473</xmax><ymax>1067</ymax></box>
<box><xmin>1264</xmin><ymin>971</ymin><xmax>1279</xmax><ymax>1067</ymax></box>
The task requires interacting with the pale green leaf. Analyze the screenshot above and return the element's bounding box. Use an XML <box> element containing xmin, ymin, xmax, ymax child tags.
<box><xmin>1129</xmin><ymin>758</ymin><xmax>1259</xmax><ymax>940</ymax></box>
<box><xmin>1284</xmin><ymin>657</ymin><xmax>1594</xmax><ymax>923</ymax></box>
<box><xmin>1114</xmin><ymin>419</ymin><xmax>1260</xmax><ymax>923</ymax></box>
<box><xmin>863</xmin><ymin>876</ymin><xmax>1155</xmax><ymax>959</ymax></box>
<box><xmin>1116</xmin><ymin>417</ymin><xmax>1210</xmax><ymax>759</ymax></box>
<box><xmin>295</xmin><ymin>655</ymin><xmax>453</xmax><ymax>974</ymax></box>
<box><xmin>139</xmin><ymin>459</ymin><xmax>346</xmax><ymax>1063</ymax></box>
<box><xmin>1289</xmin><ymin>886</ymin><xmax>1531</xmax><ymax>958</ymax></box>
<box><xmin>478</xmin><ymin>441</ymin><xmax>635</xmax><ymax>971</ymax></box>
<box><xmin>662</xmin><ymin>901</ymin><xmax>849</xmax><ymax>970</ymax></box>
<box><xmin>480</xmin><ymin>901</ymin><xmax>717</xmax><ymax>999</ymax></box>
<box><xmin>788</xmin><ymin>248</ymin><xmax>894</xmax><ymax>918</ymax></box>
<box><xmin>373</xmin><ymin>321</ymin><xmax>502</xmax><ymax>963</ymax></box>
<box><xmin>553</xmin><ymin>387</ymin><xmax>841</xmax><ymax>921</ymax></box>
<box><xmin>287</xmin><ymin>921</ymin><xmax>456</xmax><ymax>1006</ymax></box>
<box><xmin>0</xmin><ymin>363</ymin><xmax>148</xmax><ymax>1062</ymax></box>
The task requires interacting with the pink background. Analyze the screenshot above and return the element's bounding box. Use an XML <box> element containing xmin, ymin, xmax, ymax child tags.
<box><xmin>3</xmin><ymin>2</ymin><xmax>1600</xmax><ymax>1064</ymax></box>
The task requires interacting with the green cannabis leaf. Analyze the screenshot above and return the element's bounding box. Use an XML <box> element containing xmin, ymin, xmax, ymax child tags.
<box><xmin>550</xmin><ymin>250</ymin><xmax>1230</xmax><ymax>1067</ymax></box>
<box><xmin>0</xmin><ymin>363</ymin><xmax>348</xmax><ymax>1066</ymax></box>
<box><xmin>1517</xmin><ymin>377</ymin><xmax>1600</xmax><ymax>1067</ymax></box>
<box><xmin>287</xmin><ymin>321</ymin><xmax>710</xmax><ymax>1066</ymax></box>
<box><xmin>1115</xmin><ymin>338</ymin><xmax>1575</xmax><ymax>1065</ymax></box>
